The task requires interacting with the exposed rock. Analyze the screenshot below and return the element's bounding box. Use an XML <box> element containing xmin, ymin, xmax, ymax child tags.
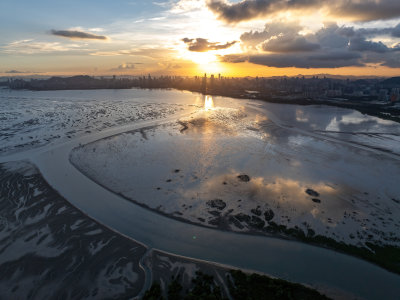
<box><xmin>305</xmin><ymin>188</ymin><xmax>319</xmax><ymax>197</ymax></box>
<box><xmin>208</xmin><ymin>210</ymin><xmax>221</xmax><ymax>216</ymax></box>
<box><xmin>235</xmin><ymin>213</ymin><xmax>251</xmax><ymax>223</ymax></box>
<box><xmin>264</xmin><ymin>209</ymin><xmax>275</xmax><ymax>221</ymax></box>
<box><xmin>251</xmin><ymin>207</ymin><xmax>262</xmax><ymax>216</ymax></box>
<box><xmin>312</xmin><ymin>198</ymin><xmax>321</xmax><ymax>203</ymax></box>
<box><xmin>248</xmin><ymin>216</ymin><xmax>265</xmax><ymax>229</ymax></box>
<box><xmin>206</xmin><ymin>199</ymin><xmax>226</xmax><ymax>210</ymax></box>
<box><xmin>208</xmin><ymin>217</ymin><xmax>222</xmax><ymax>226</ymax></box>
<box><xmin>237</xmin><ymin>174</ymin><xmax>250</xmax><ymax>182</ymax></box>
<box><xmin>229</xmin><ymin>216</ymin><xmax>244</xmax><ymax>229</ymax></box>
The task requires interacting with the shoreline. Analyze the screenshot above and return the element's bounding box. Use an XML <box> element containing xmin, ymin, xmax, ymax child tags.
<box><xmin>5</xmin><ymin>85</ymin><xmax>400</xmax><ymax>123</ymax></box>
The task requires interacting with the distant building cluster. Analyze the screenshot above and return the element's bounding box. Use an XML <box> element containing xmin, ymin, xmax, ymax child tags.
<box><xmin>4</xmin><ymin>74</ymin><xmax>400</xmax><ymax>106</ymax></box>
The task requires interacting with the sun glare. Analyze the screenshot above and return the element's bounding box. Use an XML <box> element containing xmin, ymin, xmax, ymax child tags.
<box><xmin>184</xmin><ymin>51</ymin><xmax>217</xmax><ymax>65</ymax></box>
<box><xmin>204</xmin><ymin>95</ymin><xmax>214</xmax><ymax>110</ymax></box>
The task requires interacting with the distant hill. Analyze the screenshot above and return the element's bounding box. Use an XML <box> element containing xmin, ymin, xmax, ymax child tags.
<box><xmin>381</xmin><ymin>76</ymin><xmax>400</xmax><ymax>86</ymax></box>
<box><xmin>8</xmin><ymin>75</ymin><xmax>135</xmax><ymax>90</ymax></box>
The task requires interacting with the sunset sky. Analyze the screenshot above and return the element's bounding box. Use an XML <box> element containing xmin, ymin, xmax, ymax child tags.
<box><xmin>1</xmin><ymin>0</ymin><xmax>400</xmax><ymax>77</ymax></box>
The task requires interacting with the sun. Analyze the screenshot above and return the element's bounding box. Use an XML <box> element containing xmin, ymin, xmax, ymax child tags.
<box><xmin>181</xmin><ymin>51</ymin><xmax>225</xmax><ymax>74</ymax></box>
<box><xmin>183</xmin><ymin>51</ymin><xmax>217</xmax><ymax>65</ymax></box>
<box><xmin>197</xmin><ymin>62</ymin><xmax>226</xmax><ymax>75</ymax></box>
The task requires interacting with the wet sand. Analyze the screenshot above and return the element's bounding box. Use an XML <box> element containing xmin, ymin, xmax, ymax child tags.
<box><xmin>0</xmin><ymin>161</ymin><xmax>147</xmax><ymax>298</ymax></box>
<box><xmin>1</xmin><ymin>89</ymin><xmax>400</xmax><ymax>299</ymax></box>
<box><xmin>70</xmin><ymin>105</ymin><xmax>400</xmax><ymax>252</ymax></box>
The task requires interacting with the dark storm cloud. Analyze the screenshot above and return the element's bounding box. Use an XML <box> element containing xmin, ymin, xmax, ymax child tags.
<box><xmin>207</xmin><ymin>0</ymin><xmax>278</xmax><ymax>23</ymax></box>
<box><xmin>51</xmin><ymin>30</ymin><xmax>108</xmax><ymax>40</ymax></box>
<box><xmin>240</xmin><ymin>30</ymin><xmax>271</xmax><ymax>47</ymax></box>
<box><xmin>261</xmin><ymin>36</ymin><xmax>320</xmax><ymax>52</ymax></box>
<box><xmin>240</xmin><ymin>21</ymin><xmax>302</xmax><ymax>48</ymax></box>
<box><xmin>365</xmin><ymin>51</ymin><xmax>400</xmax><ymax>67</ymax></box>
<box><xmin>392</xmin><ymin>23</ymin><xmax>400</xmax><ymax>37</ymax></box>
<box><xmin>221</xmin><ymin>50</ymin><xmax>362</xmax><ymax>68</ymax></box>
<box><xmin>219</xmin><ymin>54</ymin><xmax>248</xmax><ymax>63</ymax></box>
<box><xmin>348</xmin><ymin>37</ymin><xmax>389</xmax><ymax>53</ymax></box>
<box><xmin>229</xmin><ymin>21</ymin><xmax>400</xmax><ymax>68</ymax></box>
<box><xmin>207</xmin><ymin>0</ymin><xmax>400</xmax><ymax>23</ymax></box>
<box><xmin>355</xmin><ymin>23</ymin><xmax>400</xmax><ymax>38</ymax></box>
<box><xmin>333</xmin><ymin>1</ymin><xmax>400</xmax><ymax>22</ymax></box>
<box><xmin>182</xmin><ymin>38</ymin><xmax>237</xmax><ymax>52</ymax></box>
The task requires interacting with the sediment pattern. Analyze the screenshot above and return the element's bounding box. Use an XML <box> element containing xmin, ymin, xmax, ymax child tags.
<box><xmin>0</xmin><ymin>161</ymin><xmax>146</xmax><ymax>299</ymax></box>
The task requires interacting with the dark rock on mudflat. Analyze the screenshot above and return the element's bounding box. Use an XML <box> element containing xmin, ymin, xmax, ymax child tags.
<box><xmin>229</xmin><ymin>216</ymin><xmax>245</xmax><ymax>229</ymax></box>
<box><xmin>206</xmin><ymin>199</ymin><xmax>226</xmax><ymax>210</ymax></box>
<box><xmin>235</xmin><ymin>213</ymin><xmax>251</xmax><ymax>223</ymax></box>
<box><xmin>312</xmin><ymin>198</ymin><xmax>321</xmax><ymax>203</ymax></box>
<box><xmin>251</xmin><ymin>207</ymin><xmax>262</xmax><ymax>216</ymax></box>
<box><xmin>208</xmin><ymin>210</ymin><xmax>221</xmax><ymax>216</ymax></box>
<box><xmin>264</xmin><ymin>209</ymin><xmax>275</xmax><ymax>221</ymax></box>
<box><xmin>208</xmin><ymin>217</ymin><xmax>222</xmax><ymax>226</ymax></box>
<box><xmin>305</xmin><ymin>188</ymin><xmax>319</xmax><ymax>197</ymax></box>
<box><xmin>307</xmin><ymin>228</ymin><xmax>315</xmax><ymax>237</ymax></box>
<box><xmin>248</xmin><ymin>216</ymin><xmax>265</xmax><ymax>229</ymax></box>
<box><xmin>237</xmin><ymin>174</ymin><xmax>250</xmax><ymax>182</ymax></box>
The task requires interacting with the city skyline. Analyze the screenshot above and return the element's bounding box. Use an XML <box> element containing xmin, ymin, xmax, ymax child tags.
<box><xmin>1</xmin><ymin>0</ymin><xmax>400</xmax><ymax>77</ymax></box>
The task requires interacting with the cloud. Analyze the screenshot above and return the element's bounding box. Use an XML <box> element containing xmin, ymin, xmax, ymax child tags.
<box><xmin>348</xmin><ymin>37</ymin><xmax>389</xmax><ymax>53</ymax></box>
<box><xmin>110</xmin><ymin>62</ymin><xmax>142</xmax><ymax>71</ymax></box>
<box><xmin>1</xmin><ymin>39</ymin><xmax>88</xmax><ymax>54</ymax></box>
<box><xmin>90</xmin><ymin>48</ymin><xmax>174</xmax><ymax>58</ymax></box>
<box><xmin>51</xmin><ymin>29</ymin><xmax>108</xmax><ymax>40</ymax></box>
<box><xmin>332</xmin><ymin>1</ymin><xmax>400</xmax><ymax>22</ymax></box>
<box><xmin>261</xmin><ymin>36</ymin><xmax>320</xmax><ymax>53</ymax></box>
<box><xmin>5</xmin><ymin>70</ymin><xmax>26</xmax><ymax>74</ymax></box>
<box><xmin>221</xmin><ymin>50</ymin><xmax>362</xmax><ymax>68</ymax></box>
<box><xmin>117</xmin><ymin>63</ymin><xmax>136</xmax><ymax>69</ymax></box>
<box><xmin>241</xmin><ymin>21</ymin><xmax>302</xmax><ymax>47</ymax></box>
<box><xmin>239</xmin><ymin>21</ymin><xmax>320</xmax><ymax>53</ymax></box>
<box><xmin>240</xmin><ymin>30</ymin><xmax>272</xmax><ymax>47</ymax></box>
<box><xmin>227</xmin><ymin>21</ymin><xmax>400</xmax><ymax>68</ymax></box>
<box><xmin>158</xmin><ymin>62</ymin><xmax>182</xmax><ymax>69</ymax></box>
<box><xmin>207</xmin><ymin>0</ymin><xmax>278</xmax><ymax>23</ymax></box>
<box><xmin>182</xmin><ymin>37</ymin><xmax>237</xmax><ymax>52</ymax></box>
<box><xmin>3</xmin><ymin>70</ymin><xmax>41</xmax><ymax>74</ymax></box>
<box><xmin>380</xmin><ymin>53</ymin><xmax>400</xmax><ymax>67</ymax></box>
<box><xmin>207</xmin><ymin>0</ymin><xmax>400</xmax><ymax>23</ymax></box>
<box><xmin>391</xmin><ymin>23</ymin><xmax>400</xmax><ymax>37</ymax></box>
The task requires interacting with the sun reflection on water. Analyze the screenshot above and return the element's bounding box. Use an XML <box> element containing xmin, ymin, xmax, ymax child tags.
<box><xmin>204</xmin><ymin>95</ymin><xmax>214</xmax><ymax>111</ymax></box>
